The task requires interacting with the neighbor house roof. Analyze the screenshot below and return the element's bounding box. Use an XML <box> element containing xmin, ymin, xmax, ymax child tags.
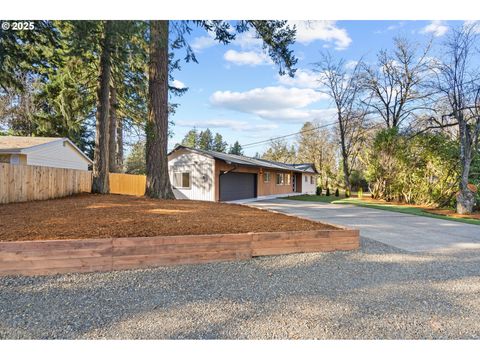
<box><xmin>0</xmin><ymin>136</ymin><xmax>93</xmax><ymax>164</ymax></box>
<box><xmin>169</xmin><ymin>145</ymin><xmax>317</xmax><ymax>174</ymax></box>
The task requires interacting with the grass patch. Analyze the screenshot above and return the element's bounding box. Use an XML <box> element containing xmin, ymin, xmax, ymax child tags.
<box><xmin>285</xmin><ymin>195</ymin><xmax>480</xmax><ymax>226</ymax></box>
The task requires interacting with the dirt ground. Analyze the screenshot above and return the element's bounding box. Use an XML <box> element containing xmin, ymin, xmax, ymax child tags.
<box><xmin>0</xmin><ymin>194</ymin><xmax>335</xmax><ymax>242</ymax></box>
<box><xmin>424</xmin><ymin>208</ymin><xmax>480</xmax><ymax>220</ymax></box>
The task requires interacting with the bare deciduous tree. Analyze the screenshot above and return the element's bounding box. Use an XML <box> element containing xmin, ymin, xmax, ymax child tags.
<box><xmin>296</xmin><ymin>121</ymin><xmax>337</xmax><ymax>189</ymax></box>
<box><xmin>362</xmin><ymin>37</ymin><xmax>433</xmax><ymax>129</ymax></box>
<box><xmin>313</xmin><ymin>53</ymin><xmax>368</xmax><ymax>192</ymax></box>
<box><xmin>432</xmin><ymin>25</ymin><xmax>480</xmax><ymax>214</ymax></box>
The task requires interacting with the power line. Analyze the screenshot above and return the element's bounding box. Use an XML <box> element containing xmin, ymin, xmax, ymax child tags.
<box><xmin>240</xmin><ymin>120</ymin><xmax>338</xmax><ymax>149</ymax></box>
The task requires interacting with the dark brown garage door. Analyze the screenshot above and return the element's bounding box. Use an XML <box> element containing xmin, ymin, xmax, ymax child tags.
<box><xmin>219</xmin><ymin>172</ymin><xmax>257</xmax><ymax>201</ymax></box>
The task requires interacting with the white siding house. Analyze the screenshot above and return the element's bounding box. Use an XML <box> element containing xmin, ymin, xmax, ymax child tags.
<box><xmin>302</xmin><ymin>173</ymin><xmax>317</xmax><ymax>195</ymax></box>
<box><xmin>168</xmin><ymin>148</ymin><xmax>215</xmax><ymax>201</ymax></box>
<box><xmin>168</xmin><ymin>146</ymin><xmax>318</xmax><ymax>202</ymax></box>
<box><xmin>0</xmin><ymin>136</ymin><xmax>92</xmax><ymax>171</ymax></box>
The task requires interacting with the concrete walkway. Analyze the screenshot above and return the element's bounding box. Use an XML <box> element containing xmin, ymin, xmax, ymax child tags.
<box><xmin>250</xmin><ymin>198</ymin><xmax>480</xmax><ymax>253</ymax></box>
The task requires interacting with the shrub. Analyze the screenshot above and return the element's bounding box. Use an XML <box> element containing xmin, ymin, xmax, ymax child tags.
<box><xmin>326</xmin><ymin>187</ymin><xmax>330</xmax><ymax>196</ymax></box>
<box><xmin>345</xmin><ymin>189</ymin><xmax>350</xmax><ymax>198</ymax></box>
<box><xmin>335</xmin><ymin>188</ymin><xmax>339</xmax><ymax>197</ymax></box>
<box><xmin>365</xmin><ymin>129</ymin><xmax>459</xmax><ymax>206</ymax></box>
<box><xmin>358</xmin><ymin>188</ymin><xmax>363</xmax><ymax>199</ymax></box>
<box><xmin>316</xmin><ymin>186</ymin><xmax>322</xmax><ymax>196</ymax></box>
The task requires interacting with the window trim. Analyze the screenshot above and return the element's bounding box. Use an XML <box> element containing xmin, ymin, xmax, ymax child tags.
<box><xmin>263</xmin><ymin>171</ymin><xmax>271</xmax><ymax>183</ymax></box>
<box><xmin>276</xmin><ymin>172</ymin><xmax>285</xmax><ymax>186</ymax></box>
<box><xmin>173</xmin><ymin>171</ymin><xmax>191</xmax><ymax>189</ymax></box>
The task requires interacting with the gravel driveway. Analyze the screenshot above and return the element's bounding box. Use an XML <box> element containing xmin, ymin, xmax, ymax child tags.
<box><xmin>1</xmin><ymin>237</ymin><xmax>479</xmax><ymax>339</ymax></box>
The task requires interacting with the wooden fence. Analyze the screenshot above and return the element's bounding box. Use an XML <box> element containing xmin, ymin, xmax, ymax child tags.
<box><xmin>109</xmin><ymin>173</ymin><xmax>146</xmax><ymax>196</ymax></box>
<box><xmin>0</xmin><ymin>163</ymin><xmax>92</xmax><ymax>204</ymax></box>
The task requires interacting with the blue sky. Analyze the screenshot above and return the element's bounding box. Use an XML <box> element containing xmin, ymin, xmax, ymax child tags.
<box><xmin>168</xmin><ymin>20</ymin><xmax>466</xmax><ymax>156</ymax></box>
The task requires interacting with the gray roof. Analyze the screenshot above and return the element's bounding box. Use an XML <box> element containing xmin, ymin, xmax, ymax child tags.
<box><xmin>170</xmin><ymin>145</ymin><xmax>317</xmax><ymax>174</ymax></box>
<box><xmin>0</xmin><ymin>136</ymin><xmax>93</xmax><ymax>163</ymax></box>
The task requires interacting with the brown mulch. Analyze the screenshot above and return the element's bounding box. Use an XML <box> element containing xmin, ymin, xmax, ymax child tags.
<box><xmin>423</xmin><ymin>208</ymin><xmax>480</xmax><ymax>220</ymax></box>
<box><xmin>0</xmin><ymin>193</ymin><xmax>336</xmax><ymax>242</ymax></box>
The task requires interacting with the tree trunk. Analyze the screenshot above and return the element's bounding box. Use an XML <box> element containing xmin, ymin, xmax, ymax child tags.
<box><xmin>116</xmin><ymin>117</ymin><xmax>124</xmax><ymax>172</ymax></box>
<box><xmin>92</xmin><ymin>21</ymin><xmax>113</xmax><ymax>194</ymax></box>
<box><xmin>456</xmin><ymin>118</ymin><xmax>474</xmax><ymax>214</ymax></box>
<box><xmin>145</xmin><ymin>20</ymin><xmax>175</xmax><ymax>199</ymax></box>
<box><xmin>108</xmin><ymin>83</ymin><xmax>118</xmax><ymax>173</ymax></box>
<box><xmin>338</xmin><ymin>114</ymin><xmax>352</xmax><ymax>193</ymax></box>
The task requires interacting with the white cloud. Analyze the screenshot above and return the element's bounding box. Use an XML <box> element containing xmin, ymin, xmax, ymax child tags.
<box><xmin>210</xmin><ymin>86</ymin><xmax>330</xmax><ymax>122</ymax></box>
<box><xmin>191</xmin><ymin>35</ymin><xmax>217</xmax><ymax>52</ymax></box>
<box><xmin>176</xmin><ymin>119</ymin><xmax>278</xmax><ymax>132</ymax></box>
<box><xmin>223</xmin><ymin>49</ymin><xmax>272</xmax><ymax>66</ymax></box>
<box><xmin>234</xmin><ymin>30</ymin><xmax>263</xmax><ymax>49</ymax></box>
<box><xmin>278</xmin><ymin>69</ymin><xmax>322</xmax><ymax>89</ymax></box>
<box><xmin>421</xmin><ymin>21</ymin><xmax>449</xmax><ymax>37</ymax></box>
<box><xmin>464</xmin><ymin>20</ymin><xmax>480</xmax><ymax>34</ymax></box>
<box><xmin>289</xmin><ymin>21</ymin><xmax>352</xmax><ymax>50</ymax></box>
<box><xmin>171</xmin><ymin>79</ymin><xmax>186</xmax><ymax>89</ymax></box>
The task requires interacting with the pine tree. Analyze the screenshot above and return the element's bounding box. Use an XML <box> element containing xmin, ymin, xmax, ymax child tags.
<box><xmin>229</xmin><ymin>141</ymin><xmax>243</xmax><ymax>155</ymax></box>
<box><xmin>198</xmin><ymin>128</ymin><xmax>214</xmax><ymax>150</ymax></box>
<box><xmin>145</xmin><ymin>20</ymin><xmax>175</xmax><ymax>199</ymax></box>
<box><xmin>92</xmin><ymin>20</ymin><xmax>114</xmax><ymax>194</ymax></box>
<box><xmin>213</xmin><ymin>133</ymin><xmax>228</xmax><ymax>152</ymax></box>
<box><xmin>181</xmin><ymin>127</ymin><xmax>199</xmax><ymax>148</ymax></box>
<box><xmin>125</xmin><ymin>141</ymin><xmax>146</xmax><ymax>175</ymax></box>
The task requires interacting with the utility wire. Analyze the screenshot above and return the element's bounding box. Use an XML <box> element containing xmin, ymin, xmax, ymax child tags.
<box><xmin>240</xmin><ymin>120</ymin><xmax>338</xmax><ymax>149</ymax></box>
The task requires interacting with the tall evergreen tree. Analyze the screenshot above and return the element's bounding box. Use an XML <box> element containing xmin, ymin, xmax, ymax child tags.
<box><xmin>229</xmin><ymin>141</ymin><xmax>244</xmax><ymax>155</ymax></box>
<box><xmin>145</xmin><ymin>20</ymin><xmax>175</xmax><ymax>199</ymax></box>
<box><xmin>198</xmin><ymin>128</ymin><xmax>214</xmax><ymax>150</ymax></box>
<box><xmin>92</xmin><ymin>20</ymin><xmax>114</xmax><ymax>194</ymax></box>
<box><xmin>181</xmin><ymin>127</ymin><xmax>199</xmax><ymax>148</ymax></box>
<box><xmin>213</xmin><ymin>132</ymin><xmax>228</xmax><ymax>152</ymax></box>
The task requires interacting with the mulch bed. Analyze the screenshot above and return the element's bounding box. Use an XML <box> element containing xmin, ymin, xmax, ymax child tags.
<box><xmin>423</xmin><ymin>208</ymin><xmax>480</xmax><ymax>220</ymax></box>
<box><xmin>0</xmin><ymin>193</ymin><xmax>335</xmax><ymax>242</ymax></box>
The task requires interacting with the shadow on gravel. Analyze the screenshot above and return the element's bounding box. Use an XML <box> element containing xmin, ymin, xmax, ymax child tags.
<box><xmin>0</xmin><ymin>238</ymin><xmax>479</xmax><ymax>339</ymax></box>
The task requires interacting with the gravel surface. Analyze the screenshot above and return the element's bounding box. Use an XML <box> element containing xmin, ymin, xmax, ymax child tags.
<box><xmin>1</xmin><ymin>237</ymin><xmax>479</xmax><ymax>339</ymax></box>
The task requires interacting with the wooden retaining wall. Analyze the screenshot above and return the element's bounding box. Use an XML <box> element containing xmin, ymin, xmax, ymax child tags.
<box><xmin>0</xmin><ymin>228</ymin><xmax>359</xmax><ymax>276</ymax></box>
<box><xmin>0</xmin><ymin>163</ymin><xmax>92</xmax><ymax>204</ymax></box>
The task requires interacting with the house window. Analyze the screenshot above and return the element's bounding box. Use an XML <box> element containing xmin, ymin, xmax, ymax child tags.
<box><xmin>263</xmin><ymin>171</ymin><xmax>271</xmax><ymax>183</ymax></box>
<box><xmin>173</xmin><ymin>172</ymin><xmax>191</xmax><ymax>188</ymax></box>
<box><xmin>285</xmin><ymin>173</ymin><xmax>291</xmax><ymax>185</ymax></box>
<box><xmin>305</xmin><ymin>175</ymin><xmax>308</xmax><ymax>182</ymax></box>
<box><xmin>276</xmin><ymin>173</ymin><xmax>285</xmax><ymax>185</ymax></box>
<box><xmin>310</xmin><ymin>176</ymin><xmax>314</xmax><ymax>185</ymax></box>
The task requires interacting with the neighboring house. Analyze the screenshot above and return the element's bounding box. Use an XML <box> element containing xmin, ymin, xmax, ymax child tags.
<box><xmin>168</xmin><ymin>145</ymin><xmax>318</xmax><ymax>202</ymax></box>
<box><xmin>0</xmin><ymin>136</ymin><xmax>92</xmax><ymax>171</ymax></box>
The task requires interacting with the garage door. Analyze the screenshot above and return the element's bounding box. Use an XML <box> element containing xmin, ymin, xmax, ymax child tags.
<box><xmin>219</xmin><ymin>172</ymin><xmax>257</xmax><ymax>201</ymax></box>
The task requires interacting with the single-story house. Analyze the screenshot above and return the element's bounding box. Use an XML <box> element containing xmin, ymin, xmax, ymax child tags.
<box><xmin>0</xmin><ymin>136</ymin><xmax>92</xmax><ymax>171</ymax></box>
<box><xmin>168</xmin><ymin>145</ymin><xmax>318</xmax><ymax>202</ymax></box>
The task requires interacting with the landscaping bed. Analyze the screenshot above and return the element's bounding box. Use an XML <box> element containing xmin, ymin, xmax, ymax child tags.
<box><xmin>0</xmin><ymin>193</ymin><xmax>335</xmax><ymax>242</ymax></box>
<box><xmin>0</xmin><ymin>194</ymin><xmax>359</xmax><ymax>276</ymax></box>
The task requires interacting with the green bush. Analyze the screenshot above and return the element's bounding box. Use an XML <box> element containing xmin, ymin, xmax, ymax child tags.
<box><xmin>358</xmin><ymin>188</ymin><xmax>363</xmax><ymax>199</ymax></box>
<box><xmin>335</xmin><ymin>188</ymin><xmax>339</xmax><ymax>197</ymax></box>
<box><xmin>345</xmin><ymin>189</ymin><xmax>350</xmax><ymax>198</ymax></box>
<box><xmin>365</xmin><ymin>128</ymin><xmax>459</xmax><ymax>207</ymax></box>
<box><xmin>326</xmin><ymin>187</ymin><xmax>330</xmax><ymax>196</ymax></box>
<box><xmin>316</xmin><ymin>186</ymin><xmax>322</xmax><ymax>196</ymax></box>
